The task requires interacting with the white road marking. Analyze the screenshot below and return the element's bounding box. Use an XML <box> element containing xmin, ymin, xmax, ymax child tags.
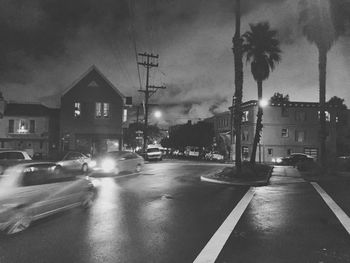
<box><xmin>193</xmin><ymin>187</ymin><xmax>255</xmax><ymax>263</ymax></box>
<box><xmin>311</xmin><ymin>182</ymin><xmax>350</xmax><ymax>235</ymax></box>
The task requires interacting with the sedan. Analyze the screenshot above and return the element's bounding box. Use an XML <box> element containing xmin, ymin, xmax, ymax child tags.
<box><xmin>281</xmin><ymin>153</ymin><xmax>315</xmax><ymax>166</ymax></box>
<box><xmin>0</xmin><ymin>162</ymin><xmax>95</xmax><ymax>235</ymax></box>
<box><xmin>56</xmin><ymin>151</ymin><xmax>91</xmax><ymax>174</ymax></box>
<box><xmin>90</xmin><ymin>151</ymin><xmax>144</xmax><ymax>175</ymax></box>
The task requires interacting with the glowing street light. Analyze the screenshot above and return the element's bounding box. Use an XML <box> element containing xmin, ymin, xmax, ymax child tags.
<box><xmin>259</xmin><ymin>99</ymin><xmax>268</xmax><ymax>107</ymax></box>
<box><xmin>154</xmin><ymin>110</ymin><xmax>162</xmax><ymax>119</ymax></box>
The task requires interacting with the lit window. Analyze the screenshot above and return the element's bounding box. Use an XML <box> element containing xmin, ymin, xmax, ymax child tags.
<box><xmin>318</xmin><ymin>111</ymin><xmax>330</xmax><ymax>122</ymax></box>
<box><xmin>123</xmin><ymin>109</ymin><xmax>127</xmax><ymax>122</ymax></box>
<box><xmin>95</xmin><ymin>103</ymin><xmax>102</xmax><ymax>118</ymax></box>
<box><xmin>281</xmin><ymin>128</ymin><xmax>289</xmax><ymax>137</ymax></box>
<box><xmin>74</xmin><ymin>102</ymin><xmax>81</xmax><ymax>118</ymax></box>
<box><xmin>18</xmin><ymin>120</ymin><xmax>29</xmax><ymax>133</ymax></box>
<box><xmin>103</xmin><ymin>103</ymin><xmax>110</xmax><ymax>118</ymax></box>
<box><xmin>242</xmin><ymin>111</ymin><xmax>249</xmax><ymax>122</ymax></box>
<box><xmin>295</xmin><ymin>130</ymin><xmax>305</xmax><ymax>142</ymax></box>
<box><xmin>96</xmin><ymin>102</ymin><xmax>110</xmax><ymax>118</ymax></box>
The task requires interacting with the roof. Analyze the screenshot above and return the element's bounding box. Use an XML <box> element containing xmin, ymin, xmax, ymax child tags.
<box><xmin>61</xmin><ymin>65</ymin><xmax>125</xmax><ymax>98</ymax></box>
<box><xmin>4</xmin><ymin>103</ymin><xmax>53</xmax><ymax>117</ymax></box>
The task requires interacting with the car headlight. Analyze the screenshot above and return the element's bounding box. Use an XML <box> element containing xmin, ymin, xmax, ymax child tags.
<box><xmin>101</xmin><ymin>158</ymin><xmax>116</xmax><ymax>172</ymax></box>
<box><xmin>276</xmin><ymin>158</ymin><xmax>282</xmax><ymax>163</ymax></box>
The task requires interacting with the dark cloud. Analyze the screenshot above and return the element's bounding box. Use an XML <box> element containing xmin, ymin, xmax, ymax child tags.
<box><xmin>0</xmin><ymin>0</ymin><xmax>349</xmax><ymax>122</ymax></box>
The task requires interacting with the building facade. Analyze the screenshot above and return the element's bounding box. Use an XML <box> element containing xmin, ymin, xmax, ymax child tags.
<box><xmin>0</xmin><ymin>98</ymin><xmax>59</xmax><ymax>158</ymax></box>
<box><xmin>60</xmin><ymin>66</ymin><xmax>127</xmax><ymax>155</ymax></box>
<box><xmin>207</xmin><ymin>100</ymin><xmax>342</xmax><ymax>162</ymax></box>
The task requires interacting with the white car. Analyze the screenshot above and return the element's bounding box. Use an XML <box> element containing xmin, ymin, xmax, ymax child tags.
<box><xmin>56</xmin><ymin>152</ymin><xmax>91</xmax><ymax>174</ymax></box>
<box><xmin>146</xmin><ymin>148</ymin><xmax>162</xmax><ymax>161</ymax></box>
<box><xmin>0</xmin><ymin>162</ymin><xmax>95</xmax><ymax>234</ymax></box>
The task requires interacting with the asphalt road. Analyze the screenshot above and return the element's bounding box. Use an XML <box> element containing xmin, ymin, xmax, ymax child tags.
<box><xmin>0</xmin><ymin>161</ymin><xmax>350</xmax><ymax>263</ymax></box>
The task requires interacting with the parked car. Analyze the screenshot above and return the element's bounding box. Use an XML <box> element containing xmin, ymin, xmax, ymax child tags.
<box><xmin>90</xmin><ymin>151</ymin><xmax>144</xmax><ymax>175</ymax></box>
<box><xmin>280</xmin><ymin>153</ymin><xmax>315</xmax><ymax>166</ymax></box>
<box><xmin>0</xmin><ymin>150</ymin><xmax>33</xmax><ymax>175</ymax></box>
<box><xmin>0</xmin><ymin>162</ymin><xmax>95</xmax><ymax>235</ymax></box>
<box><xmin>205</xmin><ymin>151</ymin><xmax>224</xmax><ymax>161</ymax></box>
<box><xmin>146</xmin><ymin>147</ymin><xmax>162</xmax><ymax>161</ymax></box>
<box><xmin>56</xmin><ymin>152</ymin><xmax>91</xmax><ymax>174</ymax></box>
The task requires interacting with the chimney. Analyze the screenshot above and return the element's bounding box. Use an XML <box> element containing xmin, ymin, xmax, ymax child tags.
<box><xmin>0</xmin><ymin>92</ymin><xmax>7</xmax><ymax>118</ymax></box>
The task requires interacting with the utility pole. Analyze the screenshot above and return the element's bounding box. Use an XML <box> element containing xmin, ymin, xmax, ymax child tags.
<box><xmin>138</xmin><ymin>52</ymin><xmax>166</xmax><ymax>152</ymax></box>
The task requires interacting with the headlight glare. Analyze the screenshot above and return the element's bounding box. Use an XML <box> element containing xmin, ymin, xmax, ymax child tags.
<box><xmin>101</xmin><ymin>158</ymin><xmax>115</xmax><ymax>171</ymax></box>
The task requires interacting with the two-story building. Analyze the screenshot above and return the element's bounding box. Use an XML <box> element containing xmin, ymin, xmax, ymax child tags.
<box><xmin>0</xmin><ymin>97</ymin><xmax>59</xmax><ymax>158</ymax></box>
<box><xmin>206</xmin><ymin>100</ymin><xmax>343</xmax><ymax>162</ymax></box>
<box><xmin>60</xmin><ymin>65</ymin><xmax>127</xmax><ymax>154</ymax></box>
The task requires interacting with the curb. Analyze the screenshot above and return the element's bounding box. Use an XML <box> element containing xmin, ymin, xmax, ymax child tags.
<box><xmin>200</xmin><ymin>166</ymin><xmax>273</xmax><ymax>187</ymax></box>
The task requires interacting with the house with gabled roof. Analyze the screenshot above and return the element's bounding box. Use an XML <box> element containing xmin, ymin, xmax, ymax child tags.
<box><xmin>60</xmin><ymin>65</ymin><xmax>128</xmax><ymax>154</ymax></box>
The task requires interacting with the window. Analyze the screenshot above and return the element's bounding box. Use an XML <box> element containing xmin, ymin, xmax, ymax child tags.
<box><xmin>30</xmin><ymin>120</ymin><xmax>35</xmax><ymax>133</ymax></box>
<box><xmin>304</xmin><ymin>148</ymin><xmax>318</xmax><ymax>159</ymax></box>
<box><xmin>295</xmin><ymin>110</ymin><xmax>306</xmax><ymax>121</ymax></box>
<box><xmin>242</xmin><ymin>130</ymin><xmax>249</xmax><ymax>141</ymax></box>
<box><xmin>123</xmin><ymin>109</ymin><xmax>127</xmax><ymax>122</ymax></box>
<box><xmin>268</xmin><ymin>148</ymin><xmax>273</xmax><ymax>155</ymax></box>
<box><xmin>242</xmin><ymin>111</ymin><xmax>249</xmax><ymax>122</ymax></box>
<box><xmin>95</xmin><ymin>102</ymin><xmax>110</xmax><ymax>118</ymax></box>
<box><xmin>74</xmin><ymin>102</ymin><xmax>81</xmax><ymax>118</ymax></box>
<box><xmin>103</xmin><ymin>103</ymin><xmax>110</xmax><ymax>118</ymax></box>
<box><xmin>281</xmin><ymin>128</ymin><xmax>289</xmax><ymax>137</ymax></box>
<box><xmin>18</xmin><ymin>120</ymin><xmax>29</xmax><ymax>133</ymax></box>
<box><xmin>295</xmin><ymin>130</ymin><xmax>305</xmax><ymax>142</ymax></box>
<box><xmin>287</xmin><ymin>149</ymin><xmax>292</xmax><ymax>155</ymax></box>
<box><xmin>318</xmin><ymin>111</ymin><xmax>330</xmax><ymax>122</ymax></box>
<box><xmin>8</xmin><ymin>120</ymin><xmax>14</xmax><ymax>133</ymax></box>
<box><xmin>281</xmin><ymin>106</ymin><xmax>289</xmax><ymax>117</ymax></box>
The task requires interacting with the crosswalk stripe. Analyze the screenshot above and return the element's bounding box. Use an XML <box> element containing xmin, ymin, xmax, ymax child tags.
<box><xmin>193</xmin><ymin>187</ymin><xmax>255</xmax><ymax>263</ymax></box>
<box><xmin>311</xmin><ymin>182</ymin><xmax>350</xmax><ymax>235</ymax></box>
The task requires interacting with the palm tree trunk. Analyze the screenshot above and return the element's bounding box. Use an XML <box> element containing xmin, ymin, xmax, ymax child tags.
<box><xmin>318</xmin><ymin>48</ymin><xmax>327</xmax><ymax>170</ymax></box>
<box><xmin>233</xmin><ymin>0</ymin><xmax>243</xmax><ymax>173</ymax></box>
<box><xmin>250</xmin><ymin>80</ymin><xmax>263</xmax><ymax>164</ymax></box>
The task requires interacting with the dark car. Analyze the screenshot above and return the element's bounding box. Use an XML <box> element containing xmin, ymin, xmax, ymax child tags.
<box><xmin>0</xmin><ymin>162</ymin><xmax>95</xmax><ymax>235</ymax></box>
<box><xmin>281</xmin><ymin>153</ymin><xmax>315</xmax><ymax>166</ymax></box>
<box><xmin>89</xmin><ymin>151</ymin><xmax>144</xmax><ymax>176</ymax></box>
<box><xmin>0</xmin><ymin>150</ymin><xmax>33</xmax><ymax>175</ymax></box>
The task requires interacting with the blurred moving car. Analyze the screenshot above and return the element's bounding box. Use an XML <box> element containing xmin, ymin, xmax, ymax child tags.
<box><xmin>0</xmin><ymin>150</ymin><xmax>33</xmax><ymax>175</ymax></box>
<box><xmin>0</xmin><ymin>162</ymin><xmax>95</xmax><ymax>235</ymax></box>
<box><xmin>205</xmin><ymin>151</ymin><xmax>224</xmax><ymax>161</ymax></box>
<box><xmin>56</xmin><ymin>152</ymin><xmax>91</xmax><ymax>174</ymax></box>
<box><xmin>90</xmin><ymin>151</ymin><xmax>144</xmax><ymax>175</ymax></box>
<box><xmin>146</xmin><ymin>147</ymin><xmax>162</xmax><ymax>161</ymax></box>
<box><xmin>280</xmin><ymin>153</ymin><xmax>314</xmax><ymax>166</ymax></box>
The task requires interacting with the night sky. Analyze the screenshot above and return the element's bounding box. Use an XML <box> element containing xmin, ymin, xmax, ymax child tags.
<box><xmin>0</xmin><ymin>0</ymin><xmax>349</xmax><ymax>125</ymax></box>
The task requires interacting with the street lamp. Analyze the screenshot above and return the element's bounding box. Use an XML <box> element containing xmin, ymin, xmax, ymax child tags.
<box><xmin>259</xmin><ymin>99</ymin><xmax>268</xmax><ymax>107</ymax></box>
<box><xmin>154</xmin><ymin>110</ymin><xmax>162</xmax><ymax>119</ymax></box>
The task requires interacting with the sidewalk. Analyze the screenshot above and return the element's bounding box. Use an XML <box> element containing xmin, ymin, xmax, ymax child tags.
<box><xmin>269</xmin><ymin>166</ymin><xmax>306</xmax><ymax>185</ymax></box>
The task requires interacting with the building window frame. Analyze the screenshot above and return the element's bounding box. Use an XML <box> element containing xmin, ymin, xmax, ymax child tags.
<box><xmin>281</xmin><ymin>128</ymin><xmax>289</xmax><ymax>138</ymax></box>
<box><xmin>242</xmin><ymin>111</ymin><xmax>249</xmax><ymax>122</ymax></box>
<box><xmin>95</xmin><ymin>102</ymin><xmax>110</xmax><ymax>119</ymax></box>
<box><xmin>74</xmin><ymin>102</ymin><xmax>81</xmax><ymax>118</ymax></box>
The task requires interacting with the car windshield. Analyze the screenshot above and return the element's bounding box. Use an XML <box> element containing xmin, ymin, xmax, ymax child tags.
<box><xmin>147</xmin><ymin>148</ymin><xmax>160</xmax><ymax>153</ymax></box>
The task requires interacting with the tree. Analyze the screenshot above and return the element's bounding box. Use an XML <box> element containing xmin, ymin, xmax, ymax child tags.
<box><xmin>270</xmin><ymin>92</ymin><xmax>289</xmax><ymax>103</ymax></box>
<box><xmin>327</xmin><ymin>96</ymin><xmax>347</xmax><ymax>110</ymax></box>
<box><xmin>299</xmin><ymin>0</ymin><xmax>345</xmax><ymax>169</ymax></box>
<box><xmin>242</xmin><ymin>22</ymin><xmax>281</xmax><ymax>164</ymax></box>
<box><xmin>232</xmin><ymin>0</ymin><xmax>244</xmax><ymax>174</ymax></box>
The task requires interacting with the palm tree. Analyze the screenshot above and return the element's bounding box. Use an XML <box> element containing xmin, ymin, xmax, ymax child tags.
<box><xmin>299</xmin><ymin>0</ymin><xmax>340</xmax><ymax>169</ymax></box>
<box><xmin>232</xmin><ymin>0</ymin><xmax>243</xmax><ymax>173</ymax></box>
<box><xmin>242</xmin><ymin>22</ymin><xmax>281</xmax><ymax>164</ymax></box>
